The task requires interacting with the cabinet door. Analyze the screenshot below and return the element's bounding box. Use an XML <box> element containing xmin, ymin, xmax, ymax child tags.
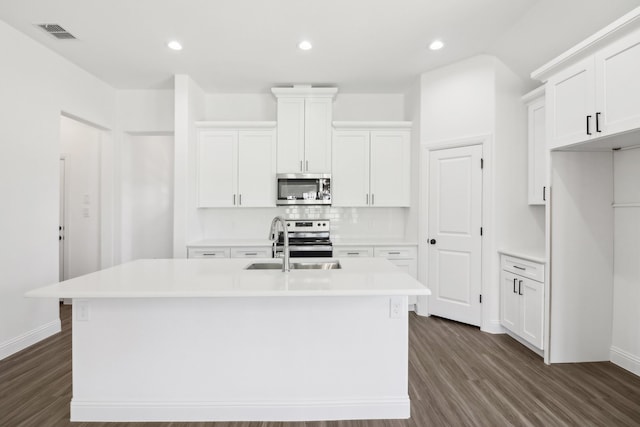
<box><xmin>595</xmin><ymin>30</ymin><xmax>640</xmax><ymax>137</ymax></box>
<box><xmin>546</xmin><ymin>57</ymin><xmax>596</xmax><ymax>149</ymax></box>
<box><xmin>276</xmin><ymin>98</ymin><xmax>305</xmax><ymax>173</ymax></box>
<box><xmin>304</xmin><ymin>98</ymin><xmax>333</xmax><ymax>173</ymax></box>
<box><xmin>520</xmin><ymin>277</ymin><xmax>544</xmax><ymax>349</ymax></box>
<box><xmin>197</xmin><ymin>131</ymin><xmax>237</xmax><ymax>207</ymax></box>
<box><xmin>332</xmin><ymin>131</ymin><xmax>370</xmax><ymax>207</ymax></box>
<box><xmin>528</xmin><ymin>97</ymin><xmax>547</xmax><ymax>205</ymax></box>
<box><xmin>501</xmin><ymin>271</ymin><xmax>520</xmax><ymax>334</ymax></box>
<box><xmin>238</xmin><ymin>130</ymin><xmax>276</xmax><ymax>207</ymax></box>
<box><xmin>369</xmin><ymin>131</ymin><xmax>410</xmax><ymax>207</ymax></box>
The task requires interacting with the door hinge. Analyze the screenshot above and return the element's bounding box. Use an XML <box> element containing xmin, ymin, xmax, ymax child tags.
<box><xmin>479</xmin><ymin>294</ymin><xmax>482</xmax><ymax>303</ymax></box>
<box><xmin>480</xmin><ymin>227</ymin><xmax>483</xmax><ymax>236</ymax></box>
<box><xmin>480</xmin><ymin>158</ymin><xmax>484</xmax><ymax>169</ymax></box>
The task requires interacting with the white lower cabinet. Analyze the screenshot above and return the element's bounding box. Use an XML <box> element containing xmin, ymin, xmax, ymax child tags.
<box><xmin>500</xmin><ymin>254</ymin><xmax>545</xmax><ymax>350</ymax></box>
<box><xmin>188</xmin><ymin>246</ymin><xmax>271</xmax><ymax>259</ymax></box>
<box><xmin>334</xmin><ymin>246</ymin><xmax>374</xmax><ymax>258</ymax></box>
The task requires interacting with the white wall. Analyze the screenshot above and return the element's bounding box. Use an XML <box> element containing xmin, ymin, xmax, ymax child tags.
<box><xmin>0</xmin><ymin>19</ymin><xmax>115</xmax><ymax>360</ymax></box>
<box><xmin>120</xmin><ymin>134</ymin><xmax>174</xmax><ymax>262</ymax></box>
<box><xmin>117</xmin><ymin>90</ymin><xmax>174</xmax><ymax>133</ymax></box>
<box><xmin>419</xmin><ymin>55</ymin><xmax>545</xmax><ymax>332</ymax></box>
<box><xmin>205</xmin><ymin>94</ymin><xmax>276</xmax><ymax>121</ymax></box>
<box><xmin>612</xmin><ymin>146</ymin><xmax>640</xmax><ymax>375</ymax></box>
<box><xmin>60</xmin><ymin>116</ymin><xmax>102</xmax><ymax>279</ymax></box>
<box><xmin>333</xmin><ymin>94</ymin><xmax>405</xmax><ymax>121</ymax></box>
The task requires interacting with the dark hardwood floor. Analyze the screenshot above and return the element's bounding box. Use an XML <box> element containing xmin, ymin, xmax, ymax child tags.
<box><xmin>1</xmin><ymin>303</ymin><xmax>639</xmax><ymax>427</ymax></box>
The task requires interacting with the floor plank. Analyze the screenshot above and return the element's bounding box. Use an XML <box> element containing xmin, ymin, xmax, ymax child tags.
<box><xmin>1</xmin><ymin>304</ymin><xmax>639</xmax><ymax>426</ymax></box>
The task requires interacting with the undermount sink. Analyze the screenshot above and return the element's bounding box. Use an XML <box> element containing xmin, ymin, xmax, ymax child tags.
<box><xmin>245</xmin><ymin>261</ymin><xmax>342</xmax><ymax>270</ymax></box>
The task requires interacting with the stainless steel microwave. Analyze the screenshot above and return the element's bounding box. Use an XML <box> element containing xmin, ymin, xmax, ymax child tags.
<box><xmin>276</xmin><ymin>174</ymin><xmax>331</xmax><ymax>205</ymax></box>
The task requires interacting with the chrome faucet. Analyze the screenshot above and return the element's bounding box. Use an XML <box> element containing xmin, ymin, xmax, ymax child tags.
<box><xmin>269</xmin><ymin>216</ymin><xmax>290</xmax><ymax>272</ymax></box>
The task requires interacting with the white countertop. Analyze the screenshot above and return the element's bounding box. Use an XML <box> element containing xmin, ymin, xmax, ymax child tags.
<box><xmin>26</xmin><ymin>258</ymin><xmax>430</xmax><ymax>299</ymax></box>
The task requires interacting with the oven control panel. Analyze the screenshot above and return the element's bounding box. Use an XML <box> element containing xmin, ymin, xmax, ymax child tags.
<box><xmin>285</xmin><ymin>220</ymin><xmax>330</xmax><ymax>232</ymax></box>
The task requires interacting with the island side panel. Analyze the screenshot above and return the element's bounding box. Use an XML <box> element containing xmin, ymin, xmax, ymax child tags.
<box><xmin>71</xmin><ymin>296</ymin><xmax>410</xmax><ymax>422</ymax></box>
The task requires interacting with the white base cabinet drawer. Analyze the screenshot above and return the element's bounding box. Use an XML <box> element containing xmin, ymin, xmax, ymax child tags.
<box><xmin>334</xmin><ymin>246</ymin><xmax>374</xmax><ymax>257</ymax></box>
<box><xmin>374</xmin><ymin>246</ymin><xmax>417</xmax><ymax>259</ymax></box>
<box><xmin>501</xmin><ymin>255</ymin><xmax>545</xmax><ymax>282</ymax></box>
<box><xmin>230</xmin><ymin>247</ymin><xmax>272</xmax><ymax>258</ymax></box>
<box><xmin>188</xmin><ymin>247</ymin><xmax>230</xmax><ymax>259</ymax></box>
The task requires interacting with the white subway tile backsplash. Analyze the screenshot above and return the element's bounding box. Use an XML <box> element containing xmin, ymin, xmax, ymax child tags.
<box><xmin>193</xmin><ymin>207</ymin><xmax>407</xmax><ymax>241</ymax></box>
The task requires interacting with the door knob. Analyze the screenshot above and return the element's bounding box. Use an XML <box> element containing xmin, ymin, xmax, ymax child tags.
<box><xmin>429</xmin><ymin>239</ymin><xmax>436</xmax><ymax>245</ymax></box>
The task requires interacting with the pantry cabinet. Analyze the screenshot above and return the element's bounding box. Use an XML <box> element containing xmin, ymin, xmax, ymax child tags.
<box><xmin>196</xmin><ymin>123</ymin><xmax>276</xmax><ymax>208</ymax></box>
<box><xmin>500</xmin><ymin>253</ymin><xmax>545</xmax><ymax>350</ymax></box>
<box><xmin>272</xmin><ymin>88</ymin><xmax>337</xmax><ymax>174</ymax></box>
<box><xmin>538</xmin><ymin>25</ymin><xmax>640</xmax><ymax>149</ymax></box>
<box><xmin>332</xmin><ymin>122</ymin><xmax>411</xmax><ymax>207</ymax></box>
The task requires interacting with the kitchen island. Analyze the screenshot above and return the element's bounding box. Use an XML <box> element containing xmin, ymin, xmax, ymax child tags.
<box><xmin>26</xmin><ymin>257</ymin><xmax>429</xmax><ymax>422</ymax></box>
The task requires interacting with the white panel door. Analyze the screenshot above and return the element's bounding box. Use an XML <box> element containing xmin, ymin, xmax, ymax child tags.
<box><xmin>332</xmin><ymin>131</ymin><xmax>370</xmax><ymax>207</ymax></box>
<box><xmin>304</xmin><ymin>98</ymin><xmax>332</xmax><ymax>173</ymax></box>
<box><xmin>501</xmin><ymin>271</ymin><xmax>520</xmax><ymax>334</ymax></box>
<box><xmin>596</xmin><ymin>30</ymin><xmax>640</xmax><ymax>136</ymax></box>
<box><xmin>427</xmin><ymin>145</ymin><xmax>482</xmax><ymax>326</ymax></box>
<box><xmin>520</xmin><ymin>277</ymin><xmax>544</xmax><ymax>349</ymax></box>
<box><xmin>370</xmin><ymin>131</ymin><xmax>410</xmax><ymax>207</ymax></box>
<box><xmin>198</xmin><ymin>131</ymin><xmax>237</xmax><ymax>207</ymax></box>
<box><xmin>238</xmin><ymin>130</ymin><xmax>276</xmax><ymax>207</ymax></box>
<box><xmin>276</xmin><ymin>98</ymin><xmax>305</xmax><ymax>173</ymax></box>
<box><xmin>546</xmin><ymin>57</ymin><xmax>596</xmax><ymax>149</ymax></box>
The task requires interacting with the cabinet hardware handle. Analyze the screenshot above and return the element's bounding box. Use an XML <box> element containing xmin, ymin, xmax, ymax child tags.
<box><xmin>347</xmin><ymin>252</ymin><xmax>359</xmax><ymax>255</ymax></box>
<box><xmin>366</xmin><ymin>194</ymin><xmax>369</xmax><ymax>204</ymax></box>
<box><xmin>389</xmin><ymin>252</ymin><xmax>401</xmax><ymax>255</ymax></box>
<box><xmin>371</xmin><ymin>194</ymin><xmax>375</xmax><ymax>205</ymax></box>
<box><xmin>245</xmin><ymin>252</ymin><xmax>257</xmax><ymax>256</ymax></box>
<box><xmin>543</xmin><ymin>186</ymin><xmax>546</xmax><ymax>201</ymax></box>
<box><xmin>306</xmin><ymin>160</ymin><xmax>309</xmax><ymax>171</ymax></box>
<box><xmin>239</xmin><ymin>194</ymin><xmax>242</xmax><ymax>205</ymax></box>
<box><xmin>518</xmin><ymin>280</ymin><xmax>523</xmax><ymax>295</ymax></box>
<box><xmin>513</xmin><ymin>278</ymin><xmax>517</xmax><ymax>293</ymax></box>
<box><xmin>596</xmin><ymin>112</ymin><xmax>602</xmax><ymax>133</ymax></box>
<box><xmin>233</xmin><ymin>194</ymin><xmax>236</xmax><ymax>205</ymax></box>
<box><xmin>300</xmin><ymin>160</ymin><xmax>303</xmax><ymax>171</ymax></box>
<box><xmin>586</xmin><ymin>115</ymin><xmax>592</xmax><ymax>135</ymax></box>
<box><xmin>203</xmin><ymin>253</ymin><xmax>217</xmax><ymax>256</ymax></box>
<box><xmin>513</xmin><ymin>265</ymin><xmax>525</xmax><ymax>270</ymax></box>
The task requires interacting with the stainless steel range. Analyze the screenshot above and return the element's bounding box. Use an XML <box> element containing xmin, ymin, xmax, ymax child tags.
<box><xmin>273</xmin><ymin>219</ymin><xmax>332</xmax><ymax>258</ymax></box>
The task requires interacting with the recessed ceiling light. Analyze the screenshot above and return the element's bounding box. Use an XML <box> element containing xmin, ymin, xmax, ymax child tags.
<box><xmin>168</xmin><ymin>40</ymin><xmax>183</xmax><ymax>51</ymax></box>
<box><xmin>429</xmin><ymin>40</ymin><xmax>444</xmax><ymax>50</ymax></box>
<box><xmin>298</xmin><ymin>40</ymin><xmax>312</xmax><ymax>51</ymax></box>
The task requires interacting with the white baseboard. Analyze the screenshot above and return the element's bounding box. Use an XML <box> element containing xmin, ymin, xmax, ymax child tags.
<box><xmin>0</xmin><ymin>319</ymin><xmax>61</xmax><ymax>361</ymax></box>
<box><xmin>481</xmin><ymin>319</ymin><xmax>504</xmax><ymax>334</ymax></box>
<box><xmin>611</xmin><ymin>346</ymin><xmax>640</xmax><ymax>377</ymax></box>
<box><xmin>71</xmin><ymin>398</ymin><xmax>410</xmax><ymax>422</ymax></box>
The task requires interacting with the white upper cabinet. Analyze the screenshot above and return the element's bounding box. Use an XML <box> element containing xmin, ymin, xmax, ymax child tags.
<box><xmin>595</xmin><ymin>30</ymin><xmax>640</xmax><ymax>136</ymax></box>
<box><xmin>545</xmin><ymin>57</ymin><xmax>596</xmax><ymax>149</ymax></box>
<box><xmin>533</xmin><ymin>11</ymin><xmax>640</xmax><ymax>150</ymax></box>
<box><xmin>272</xmin><ymin>87</ymin><xmax>337</xmax><ymax>174</ymax></box>
<box><xmin>332</xmin><ymin>122</ymin><xmax>411</xmax><ymax>207</ymax></box>
<box><xmin>196</xmin><ymin>122</ymin><xmax>276</xmax><ymax>208</ymax></box>
<box><xmin>332</xmin><ymin>131</ymin><xmax>370</xmax><ymax>207</ymax></box>
<box><xmin>523</xmin><ymin>87</ymin><xmax>547</xmax><ymax>205</ymax></box>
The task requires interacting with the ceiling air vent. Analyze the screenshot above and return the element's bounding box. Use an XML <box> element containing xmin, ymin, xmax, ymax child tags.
<box><xmin>36</xmin><ymin>24</ymin><xmax>76</xmax><ymax>40</ymax></box>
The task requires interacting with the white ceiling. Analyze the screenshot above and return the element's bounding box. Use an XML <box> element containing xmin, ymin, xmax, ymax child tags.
<box><xmin>0</xmin><ymin>0</ymin><xmax>639</xmax><ymax>93</ymax></box>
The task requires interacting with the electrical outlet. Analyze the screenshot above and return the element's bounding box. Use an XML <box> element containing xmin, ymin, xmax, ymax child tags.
<box><xmin>76</xmin><ymin>300</ymin><xmax>89</xmax><ymax>321</ymax></box>
<box><xmin>389</xmin><ymin>297</ymin><xmax>403</xmax><ymax>319</ymax></box>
